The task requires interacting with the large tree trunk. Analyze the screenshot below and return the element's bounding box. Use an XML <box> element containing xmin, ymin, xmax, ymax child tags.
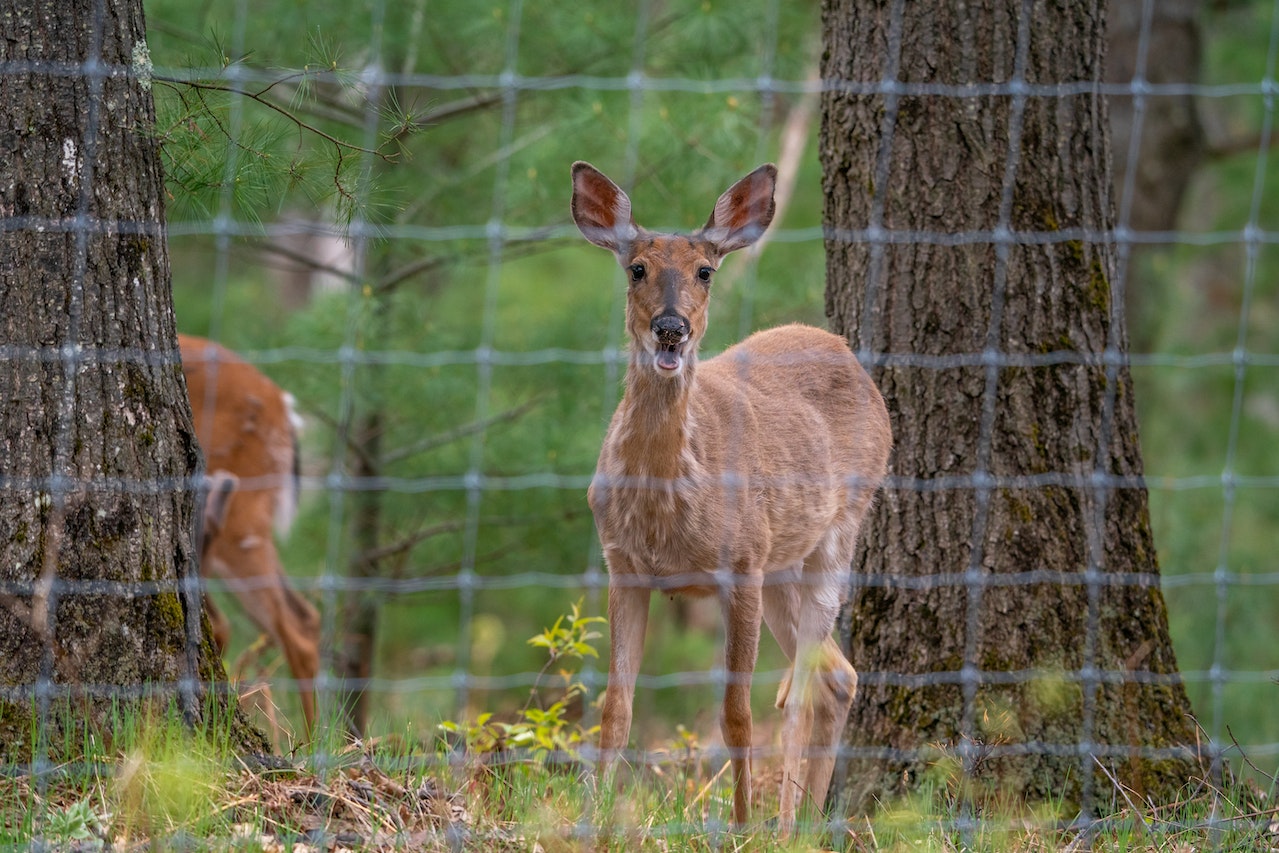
<box><xmin>0</xmin><ymin>0</ymin><xmax>264</xmax><ymax>759</ymax></box>
<box><xmin>821</xmin><ymin>0</ymin><xmax>1205</xmax><ymax>814</ymax></box>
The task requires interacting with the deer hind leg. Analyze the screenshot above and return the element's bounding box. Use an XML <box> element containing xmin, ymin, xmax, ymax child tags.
<box><xmin>762</xmin><ymin>563</ymin><xmax>811</xmax><ymax>837</ymax></box>
<box><xmin>803</xmin><ymin>637</ymin><xmax>856</xmax><ymax>818</ymax></box>
<box><xmin>764</xmin><ymin>547</ymin><xmax>858</xmax><ymax>836</ymax></box>
<box><xmin>273</xmin><ymin>572</ymin><xmax>320</xmax><ymax>736</ymax></box>
<box><xmin>798</xmin><ymin>526</ymin><xmax>861</xmax><ymax>828</ymax></box>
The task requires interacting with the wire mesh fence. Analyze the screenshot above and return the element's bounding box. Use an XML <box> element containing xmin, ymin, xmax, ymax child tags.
<box><xmin>3</xmin><ymin>0</ymin><xmax>1279</xmax><ymax>846</ymax></box>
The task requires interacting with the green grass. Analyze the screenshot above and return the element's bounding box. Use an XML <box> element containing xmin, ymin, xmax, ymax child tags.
<box><xmin>6</xmin><ymin>607</ymin><xmax>1278</xmax><ymax>850</ymax></box>
<box><xmin>5</xmin><ymin>702</ymin><xmax>1276</xmax><ymax>851</ymax></box>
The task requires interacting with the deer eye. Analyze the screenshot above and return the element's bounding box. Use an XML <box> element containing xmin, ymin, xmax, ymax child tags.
<box><xmin>629</xmin><ymin>263</ymin><xmax>645</xmax><ymax>282</ymax></box>
<box><xmin>697</xmin><ymin>266</ymin><xmax>714</xmax><ymax>283</ymax></box>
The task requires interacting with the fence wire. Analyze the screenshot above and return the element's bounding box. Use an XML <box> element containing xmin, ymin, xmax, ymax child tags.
<box><xmin>4</xmin><ymin>0</ymin><xmax>1279</xmax><ymax>845</ymax></box>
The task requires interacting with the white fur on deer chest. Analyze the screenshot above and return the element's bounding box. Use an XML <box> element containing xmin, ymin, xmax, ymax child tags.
<box><xmin>590</xmin><ymin>452</ymin><xmax>749</xmax><ymax>584</ymax></box>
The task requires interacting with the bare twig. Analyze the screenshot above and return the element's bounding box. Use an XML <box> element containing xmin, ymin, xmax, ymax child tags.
<box><xmin>301</xmin><ymin>406</ymin><xmax>381</xmax><ymax>475</ymax></box>
<box><xmin>254</xmin><ymin>239</ymin><xmax>361</xmax><ymax>286</ymax></box>
<box><xmin>413</xmin><ymin>92</ymin><xmax>504</xmax><ymax>128</ymax></box>
<box><xmin>357</xmin><ymin>519</ymin><xmax>468</xmax><ymax>568</ymax></box>
<box><xmin>374</xmin><ymin>511</ymin><xmax>584</xmax><ymax>581</ymax></box>
<box><xmin>744</xmin><ymin>69</ymin><xmax>818</xmax><ymax>262</ymax></box>
<box><xmin>303</xmin><ymin>397</ymin><xmax>542</xmax><ymax>479</ymax></box>
<box><xmin>1228</xmin><ymin>725</ymin><xmax>1277</xmax><ymax>785</ymax></box>
<box><xmin>370</xmin><ymin>253</ymin><xmax>450</xmax><ymax>297</ymax></box>
<box><xmin>1205</xmin><ymin>128</ymin><xmax>1279</xmax><ymax>161</ymax></box>
<box><xmin>1093</xmin><ymin>756</ymin><xmax>1151</xmax><ymax>839</ymax></box>
<box><xmin>684</xmin><ymin>760</ymin><xmax>732</xmax><ymax>818</ymax></box>
<box><xmin>382</xmin><ymin>397</ymin><xmax>543</xmax><ymax>465</ymax></box>
<box><xmin>401</xmin><ymin>542</ymin><xmax>525</xmax><ymax>582</ymax></box>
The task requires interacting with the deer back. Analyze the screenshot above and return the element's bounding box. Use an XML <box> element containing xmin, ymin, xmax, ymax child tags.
<box><xmin>179</xmin><ymin>334</ymin><xmax>300</xmax><ymax>542</ymax></box>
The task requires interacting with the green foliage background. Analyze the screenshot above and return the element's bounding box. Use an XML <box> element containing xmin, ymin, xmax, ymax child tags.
<box><xmin>144</xmin><ymin>0</ymin><xmax>1279</xmax><ymax>776</ymax></box>
<box><xmin>1132</xmin><ymin>1</ymin><xmax>1279</xmax><ymax>773</ymax></box>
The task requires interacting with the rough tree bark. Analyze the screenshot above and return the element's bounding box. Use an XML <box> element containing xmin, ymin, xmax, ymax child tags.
<box><xmin>821</xmin><ymin>0</ymin><xmax>1205</xmax><ymax>814</ymax></box>
<box><xmin>0</xmin><ymin>0</ymin><xmax>264</xmax><ymax>759</ymax></box>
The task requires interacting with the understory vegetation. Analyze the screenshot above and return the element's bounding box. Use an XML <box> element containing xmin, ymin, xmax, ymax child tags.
<box><xmin>6</xmin><ymin>609</ymin><xmax>1278</xmax><ymax>850</ymax></box>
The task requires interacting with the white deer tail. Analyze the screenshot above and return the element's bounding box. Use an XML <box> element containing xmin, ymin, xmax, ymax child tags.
<box><xmin>273</xmin><ymin>391</ymin><xmax>303</xmax><ymax>537</ymax></box>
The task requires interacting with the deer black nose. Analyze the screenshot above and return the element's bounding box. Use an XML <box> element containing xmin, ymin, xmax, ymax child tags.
<box><xmin>651</xmin><ymin>313</ymin><xmax>689</xmax><ymax>343</ymax></box>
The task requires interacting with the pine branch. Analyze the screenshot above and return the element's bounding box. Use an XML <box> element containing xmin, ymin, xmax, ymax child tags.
<box><xmin>155</xmin><ymin>76</ymin><xmax>395</xmax><ymax>162</ymax></box>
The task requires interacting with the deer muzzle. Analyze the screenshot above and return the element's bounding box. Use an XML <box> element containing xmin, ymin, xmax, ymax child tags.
<box><xmin>651</xmin><ymin>313</ymin><xmax>688</xmax><ymax>345</ymax></box>
<box><xmin>650</xmin><ymin>313</ymin><xmax>690</xmax><ymax>373</ymax></box>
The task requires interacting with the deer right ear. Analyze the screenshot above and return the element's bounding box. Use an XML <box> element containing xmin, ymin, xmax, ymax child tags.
<box><xmin>571</xmin><ymin>161</ymin><xmax>638</xmax><ymax>254</ymax></box>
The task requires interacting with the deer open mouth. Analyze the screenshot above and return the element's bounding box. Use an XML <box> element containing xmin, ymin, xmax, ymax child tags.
<box><xmin>655</xmin><ymin>340</ymin><xmax>684</xmax><ymax>372</ymax></box>
<box><xmin>652</xmin><ymin>324</ymin><xmax>688</xmax><ymax>373</ymax></box>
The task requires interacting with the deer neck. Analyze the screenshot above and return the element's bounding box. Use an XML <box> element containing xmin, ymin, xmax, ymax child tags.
<box><xmin>612</xmin><ymin>353</ymin><xmax>696</xmax><ymax>481</ymax></box>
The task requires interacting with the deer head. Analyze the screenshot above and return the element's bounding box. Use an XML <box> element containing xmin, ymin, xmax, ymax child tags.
<box><xmin>570</xmin><ymin>161</ymin><xmax>778</xmax><ymax>378</ymax></box>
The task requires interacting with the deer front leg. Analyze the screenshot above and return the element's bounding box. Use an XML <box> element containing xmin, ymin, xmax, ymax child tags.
<box><xmin>208</xmin><ymin>539</ymin><xmax>319</xmax><ymax>737</ymax></box>
<box><xmin>600</xmin><ymin>571</ymin><xmax>651</xmax><ymax>773</ymax></box>
<box><xmin>720</xmin><ymin>575</ymin><xmax>762</xmax><ymax>830</ymax></box>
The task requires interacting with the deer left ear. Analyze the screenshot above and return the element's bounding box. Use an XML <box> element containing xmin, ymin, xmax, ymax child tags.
<box><xmin>703</xmin><ymin>164</ymin><xmax>777</xmax><ymax>255</ymax></box>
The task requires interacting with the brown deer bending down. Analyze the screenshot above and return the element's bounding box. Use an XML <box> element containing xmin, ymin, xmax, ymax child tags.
<box><xmin>181</xmin><ymin>334</ymin><xmax>321</xmax><ymax>735</ymax></box>
<box><xmin>571</xmin><ymin>162</ymin><xmax>891</xmax><ymax>834</ymax></box>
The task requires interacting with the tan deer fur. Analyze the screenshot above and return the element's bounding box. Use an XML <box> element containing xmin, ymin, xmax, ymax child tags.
<box><xmin>571</xmin><ymin>162</ymin><xmax>891</xmax><ymax>835</ymax></box>
<box><xmin>180</xmin><ymin>334</ymin><xmax>320</xmax><ymax>735</ymax></box>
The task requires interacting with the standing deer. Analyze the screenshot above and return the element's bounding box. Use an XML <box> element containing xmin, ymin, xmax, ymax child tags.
<box><xmin>180</xmin><ymin>334</ymin><xmax>320</xmax><ymax>735</ymax></box>
<box><xmin>571</xmin><ymin>162</ymin><xmax>891</xmax><ymax>834</ymax></box>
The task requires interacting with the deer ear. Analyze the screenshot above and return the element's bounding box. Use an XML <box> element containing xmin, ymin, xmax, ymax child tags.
<box><xmin>703</xmin><ymin>164</ymin><xmax>777</xmax><ymax>254</ymax></box>
<box><xmin>202</xmin><ymin>470</ymin><xmax>239</xmax><ymax>534</ymax></box>
<box><xmin>571</xmin><ymin>161</ymin><xmax>638</xmax><ymax>254</ymax></box>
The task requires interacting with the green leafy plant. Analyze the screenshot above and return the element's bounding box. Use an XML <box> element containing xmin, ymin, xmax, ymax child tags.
<box><xmin>41</xmin><ymin>798</ymin><xmax>110</xmax><ymax>846</ymax></box>
<box><xmin>526</xmin><ymin>597</ymin><xmax>606</xmax><ymax>667</ymax></box>
<box><xmin>439</xmin><ymin>598</ymin><xmax>605</xmax><ymax>765</ymax></box>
